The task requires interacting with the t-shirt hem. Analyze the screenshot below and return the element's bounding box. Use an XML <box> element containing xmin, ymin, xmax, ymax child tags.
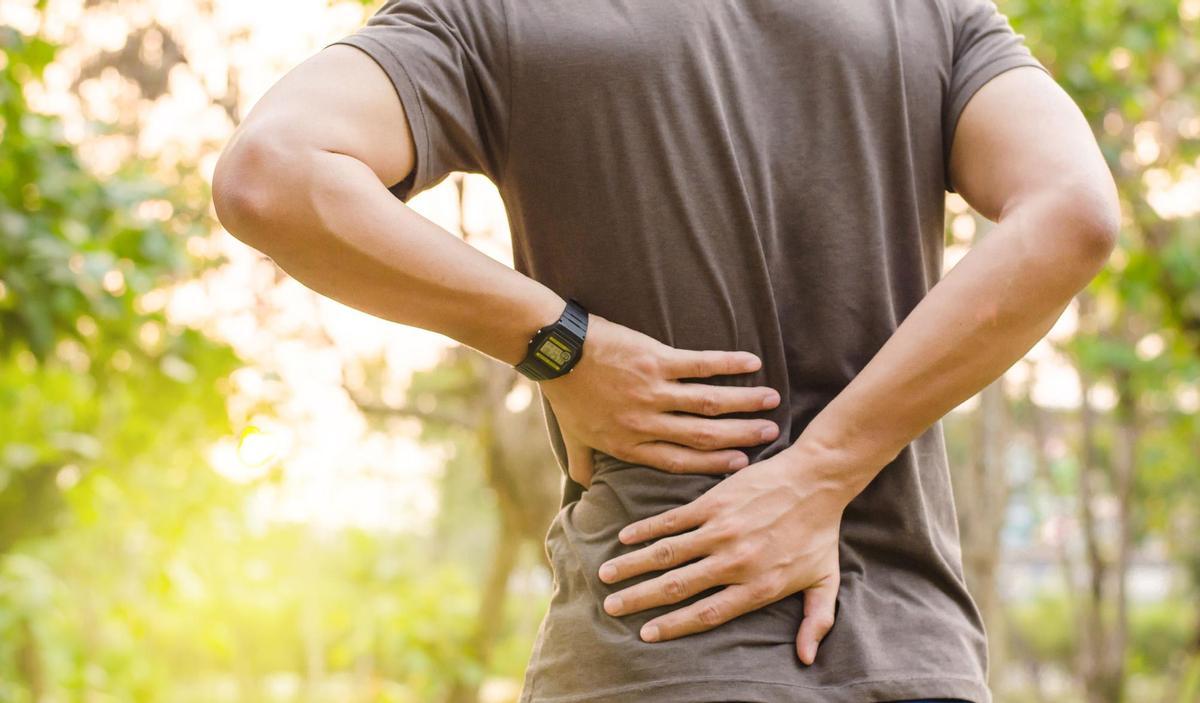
<box><xmin>520</xmin><ymin>673</ymin><xmax>990</xmax><ymax>703</ymax></box>
<box><xmin>942</xmin><ymin>56</ymin><xmax>1049</xmax><ymax>192</ymax></box>
<box><xmin>324</xmin><ymin>34</ymin><xmax>432</xmax><ymax>201</ymax></box>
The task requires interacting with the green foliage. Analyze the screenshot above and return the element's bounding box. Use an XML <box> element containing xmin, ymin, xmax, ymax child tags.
<box><xmin>1007</xmin><ymin>593</ymin><xmax>1079</xmax><ymax>667</ymax></box>
<box><xmin>0</xmin><ymin>21</ymin><xmax>240</xmax><ymax>546</ymax></box>
<box><xmin>0</xmin><ymin>27</ymin><xmax>209</xmax><ymax>361</ymax></box>
<box><xmin>0</xmin><ymin>22</ymin><xmax>245</xmax><ymax>701</ymax></box>
<box><xmin>1007</xmin><ymin>595</ymin><xmax>1198</xmax><ymax>685</ymax></box>
<box><xmin>0</xmin><ymin>18</ymin><xmax>540</xmax><ymax>697</ymax></box>
<box><xmin>1127</xmin><ymin>599</ymin><xmax>1198</xmax><ymax>678</ymax></box>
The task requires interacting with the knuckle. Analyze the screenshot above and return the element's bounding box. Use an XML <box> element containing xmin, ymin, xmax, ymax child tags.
<box><xmin>640</xmin><ymin>383</ymin><xmax>666</xmax><ymax>407</ymax></box>
<box><xmin>630</xmin><ymin>384</ymin><xmax>658</xmax><ymax>406</ymax></box>
<box><xmin>713</xmin><ymin>554</ymin><xmax>744</xmax><ymax>580</ymax></box>
<box><xmin>614</xmin><ymin>410</ymin><xmax>639</xmax><ymax>432</ymax></box>
<box><xmin>662</xmin><ymin>454</ymin><xmax>683</xmax><ymax>473</ymax></box>
<box><xmin>704</xmin><ymin>495</ymin><xmax>731</xmax><ymax>515</ymax></box>
<box><xmin>662</xmin><ymin>575</ymin><xmax>687</xmax><ymax>599</ymax></box>
<box><xmin>699</xmin><ymin>392</ymin><xmax>719</xmax><ymax>416</ymax></box>
<box><xmin>653</xmin><ymin>541</ymin><xmax>676</xmax><ymax>567</ymax></box>
<box><xmin>636</xmin><ymin>353</ymin><xmax>663</xmax><ymax>377</ymax></box>
<box><xmin>729</xmin><ymin>542</ymin><xmax>759</xmax><ymax>568</ymax></box>
<box><xmin>697</xmin><ymin>603</ymin><xmax>724</xmax><ymax>627</ymax></box>
<box><xmin>812</xmin><ymin>613</ymin><xmax>836</xmax><ymax>632</ymax></box>
<box><xmin>750</xmin><ymin>574</ymin><xmax>784</xmax><ymax>603</ymax></box>
<box><xmin>692</xmin><ymin>427</ymin><xmax>715</xmax><ymax>449</ymax></box>
<box><xmin>703</xmin><ymin>519</ymin><xmax>735</xmax><ymax>545</ymax></box>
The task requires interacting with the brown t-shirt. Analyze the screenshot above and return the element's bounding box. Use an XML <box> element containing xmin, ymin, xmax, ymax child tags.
<box><xmin>329</xmin><ymin>1</ymin><xmax>1045</xmax><ymax>701</ymax></box>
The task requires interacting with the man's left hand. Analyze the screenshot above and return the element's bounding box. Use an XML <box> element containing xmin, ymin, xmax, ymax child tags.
<box><xmin>596</xmin><ymin>440</ymin><xmax>857</xmax><ymax>666</ymax></box>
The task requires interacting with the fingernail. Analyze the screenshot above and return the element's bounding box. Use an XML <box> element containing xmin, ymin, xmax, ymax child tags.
<box><xmin>604</xmin><ymin>594</ymin><xmax>622</xmax><ymax>614</ymax></box>
<box><xmin>599</xmin><ymin>563</ymin><xmax>616</xmax><ymax>582</ymax></box>
<box><xmin>762</xmin><ymin>392</ymin><xmax>779</xmax><ymax>409</ymax></box>
<box><xmin>728</xmin><ymin>453</ymin><xmax>748</xmax><ymax>470</ymax></box>
<box><xmin>641</xmin><ymin>624</ymin><xmax>659</xmax><ymax>642</ymax></box>
<box><xmin>759</xmin><ymin>425</ymin><xmax>775</xmax><ymax>441</ymax></box>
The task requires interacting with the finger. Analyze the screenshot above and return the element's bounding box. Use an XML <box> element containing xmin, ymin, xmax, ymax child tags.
<box><xmin>563</xmin><ymin>431</ymin><xmax>594</xmax><ymax>488</ymax></box>
<box><xmin>617</xmin><ymin>500</ymin><xmax>708</xmax><ymax>545</ymax></box>
<box><xmin>795</xmin><ymin>575</ymin><xmax>839</xmax><ymax>666</ymax></box>
<box><xmin>602</xmin><ymin>556</ymin><xmax>724</xmax><ymax>616</ymax></box>
<box><xmin>660</xmin><ymin>382</ymin><xmax>781</xmax><ymax>416</ymax></box>
<box><xmin>626</xmin><ymin>441</ymin><xmax>749</xmax><ymax>474</ymax></box>
<box><xmin>637</xmin><ymin>413</ymin><xmax>779</xmax><ymax>452</ymax></box>
<box><xmin>599</xmin><ymin>530</ymin><xmax>711</xmax><ymax>586</ymax></box>
<box><xmin>659</xmin><ymin>348</ymin><xmax>762</xmax><ymax>380</ymax></box>
<box><xmin>639</xmin><ymin>582</ymin><xmax>757</xmax><ymax>642</ymax></box>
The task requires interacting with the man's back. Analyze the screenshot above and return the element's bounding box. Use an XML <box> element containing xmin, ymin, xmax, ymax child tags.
<box><xmin>500</xmin><ymin>0</ymin><xmax>958</xmax><ymax>465</ymax></box>
<box><xmin>322</xmin><ymin>0</ymin><xmax>1043</xmax><ymax>700</ymax></box>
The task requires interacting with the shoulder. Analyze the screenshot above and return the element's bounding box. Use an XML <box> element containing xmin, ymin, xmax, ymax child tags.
<box><xmin>365</xmin><ymin>0</ymin><xmax>509</xmax><ymax>40</ymax></box>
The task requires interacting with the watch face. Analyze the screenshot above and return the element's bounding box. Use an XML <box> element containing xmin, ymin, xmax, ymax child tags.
<box><xmin>535</xmin><ymin>334</ymin><xmax>575</xmax><ymax>370</ymax></box>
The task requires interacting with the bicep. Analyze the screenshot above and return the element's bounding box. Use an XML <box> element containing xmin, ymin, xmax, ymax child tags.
<box><xmin>235</xmin><ymin>43</ymin><xmax>416</xmax><ymax>192</ymax></box>
<box><xmin>947</xmin><ymin>65</ymin><xmax>1116</xmax><ymax>224</ymax></box>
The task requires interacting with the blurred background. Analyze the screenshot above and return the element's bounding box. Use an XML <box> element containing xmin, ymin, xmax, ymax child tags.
<box><xmin>0</xmin><ymin>0</ymin><xmax>1197</xmax><ymax>701</ymax></box>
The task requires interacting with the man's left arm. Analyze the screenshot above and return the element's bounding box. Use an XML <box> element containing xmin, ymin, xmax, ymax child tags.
<box><xmin>593</xmin><ymin>65</ymin><xmax>1119</xmax><ymax>664</ymax></box>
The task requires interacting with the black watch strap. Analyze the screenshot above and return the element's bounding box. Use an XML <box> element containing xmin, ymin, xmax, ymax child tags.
<box><xmin>515</xmin><ymin>298</ymin><xmax>589</xmax><ymax>381</ymax></box>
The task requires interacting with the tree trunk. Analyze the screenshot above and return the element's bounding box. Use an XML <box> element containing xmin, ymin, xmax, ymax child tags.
<box><xmin>1076</xmin><ymin>358</ymin><xmax>1109</xmax><ymax>703</ymax></box>
<box><xmin>1073</xmin><ymin>294</ymin><xmax>1134</xmax><ymax>703</ymax></box>
<box><xmin>1106</xmin><ymin>367</ymin><xmax>1138</xmax><ymax>703</ymax></box>
<box><xmin>16</xmin><ymin>618</ymin><xmax>45</xmax><ymax>703</ymax></box>
<box><xmin>446</xmin><ymin>504</ymin><xmax>522</xmax><ymax>703</ymax></box>
<box><xmin>956</xmin><ymin>381</ymin><xmax>1010</xmax><ymax>662</ymax></box>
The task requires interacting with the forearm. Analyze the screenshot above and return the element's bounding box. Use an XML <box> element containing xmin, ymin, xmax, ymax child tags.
<box><xmin>213</xmin><ymin>135</ymin><xmax>564</xmax><ymax>366</ymax></box>
<box><xmin>793</xmin><ymin>193</ymin><xmax>1115</xmax><ymax>497</ymax></box>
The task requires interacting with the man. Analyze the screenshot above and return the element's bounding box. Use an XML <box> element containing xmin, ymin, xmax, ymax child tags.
<box><xmin>211</xmin><ymin>0</ymin><xmax>1118</xmax><ymax>701</ymax></box>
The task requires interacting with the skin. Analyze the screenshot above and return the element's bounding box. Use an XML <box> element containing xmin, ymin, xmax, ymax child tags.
<box><xmin>211</xmin><ymin>44</ymin><xmax>782</xmax><ymax>484</ymax></box>
<box><xmin>596</xmin><ymin>65</ymin><xmax>1120</xmax><ymax>665</ymax></box>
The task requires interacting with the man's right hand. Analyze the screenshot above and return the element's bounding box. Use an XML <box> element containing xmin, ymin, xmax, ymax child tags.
<box><xmin>538</xmin><ymin>312</ymin><xmax>781</xmax><ymax>488</ymax></box>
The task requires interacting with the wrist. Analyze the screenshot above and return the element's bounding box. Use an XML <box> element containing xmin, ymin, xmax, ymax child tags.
<box><xmin>494</xmin><ymin>289</ymin><xmax>568</xmax><ymax>366</ymax></box>
<box><xmin>783</xmin><ymin>423</ymin><xmax>898</xmax><ymax>506</ymax></box>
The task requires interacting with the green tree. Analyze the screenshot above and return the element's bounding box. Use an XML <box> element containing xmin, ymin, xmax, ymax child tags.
<box><xmin>987</xmin><ymin>3</ymin><xmax>1200</xmax><ymax>702</ymax></box>
<box><xmin>0</xmin><ymin>25</ymin><xmax>240</xmax><ymax>699</ymax></box>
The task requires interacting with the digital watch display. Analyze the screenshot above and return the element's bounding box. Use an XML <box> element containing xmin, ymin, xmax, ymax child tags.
<box><xmin>514</xmin><ymin>298</ymin><xmax>589</xmax><ymax>381</ymax></box>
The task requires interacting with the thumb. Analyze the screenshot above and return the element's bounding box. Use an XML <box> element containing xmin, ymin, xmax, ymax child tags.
<box><xmin>563</xmin><ymin>431</ymin><xmax>594</xmax><ymax>489</ymax></box>
<box><xmin>795</xmin><ymin>574</ymin><xmax>839</xmax><ymax>666</ymax></box>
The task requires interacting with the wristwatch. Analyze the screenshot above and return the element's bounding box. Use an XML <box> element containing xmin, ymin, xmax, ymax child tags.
<box><xmin>515</xmin><ymin>298</ymin><xmax>589</xmax><ymax>381</ymax></box>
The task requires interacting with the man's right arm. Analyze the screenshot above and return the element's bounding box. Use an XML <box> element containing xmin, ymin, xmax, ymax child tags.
<box><xmin>212</xmin><ymin>45</ymin><xmax>563</xmax><ymax>367</ymax></box>
<box><xmin>211</xmin><ymin>45</ymin><xmax>781</xmax><ymax>480</ymax></box>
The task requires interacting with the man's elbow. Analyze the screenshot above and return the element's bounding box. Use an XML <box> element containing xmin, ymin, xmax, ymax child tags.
<box><xmin>212</xmin><ymin>128</ymin><xmax>299</xmax><ymax>251</ymax></box>
<box><xmin>1049</xmin><ymin>178</ymin><xmax>1121</xmax><ymax>270</ymax></box>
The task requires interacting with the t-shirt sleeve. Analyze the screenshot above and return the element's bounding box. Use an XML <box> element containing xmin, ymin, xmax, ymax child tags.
<box><xmin>324</xmin><ymin>0</ymin><xmax>511</xmax><ymax>202</ymax></box>
<box><xmin>942</xmin><ymin>0</ymin><xmax>1048</xmax><ymax>190</ymax></box>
